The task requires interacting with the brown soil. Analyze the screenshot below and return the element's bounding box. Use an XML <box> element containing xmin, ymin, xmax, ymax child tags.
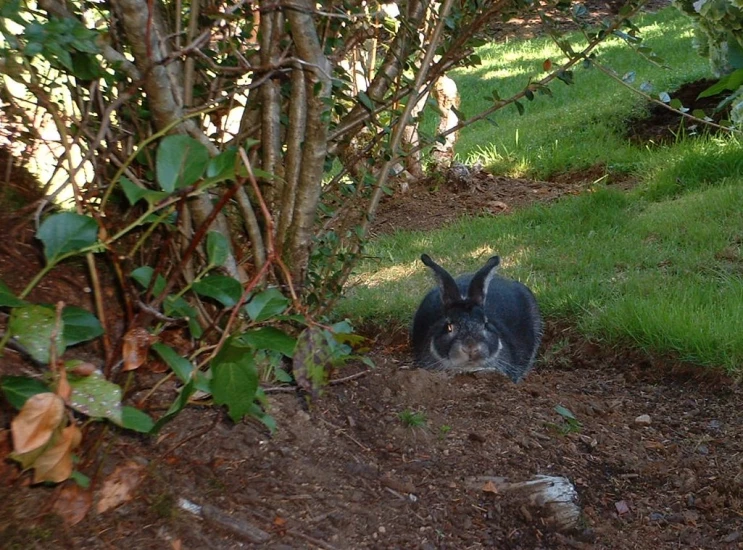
<box><xmin>3</xmin><ymin>17</ymin><xmax>743</xmax><ymax>550</ymax></box>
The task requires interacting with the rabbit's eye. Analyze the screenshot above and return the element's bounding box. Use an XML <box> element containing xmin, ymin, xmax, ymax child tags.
<box><xmin>445</xmin><ymin>323</ymin><xmax>453</xmax><ymax>333</ymax></box>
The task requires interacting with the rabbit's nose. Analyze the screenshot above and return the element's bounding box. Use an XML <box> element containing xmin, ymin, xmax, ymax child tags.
<box><xmin>462</xmin><ymin>341</ymin><xmax>486</xmax><ymax>361</ymax></box>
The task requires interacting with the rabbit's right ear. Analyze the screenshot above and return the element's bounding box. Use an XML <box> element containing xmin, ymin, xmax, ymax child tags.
<box><xmin>421</xmin><ymin>254</ymin><xmax>462</xmax><ymax>307</ymax></box>
<box><xmin>468</xmin><ymin>256</ymin><xmax>500</xmax><ymax>306</ymax></box>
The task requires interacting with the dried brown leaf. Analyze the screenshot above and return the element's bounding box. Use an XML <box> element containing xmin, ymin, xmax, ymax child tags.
<box><xmin>56</xmin><ymin>366</ymin><xmax>71</xmax><ymax>402</ymax></box>
<box><xmin>32</xmin><ymin>424</ymin><xmax>82</xmax><ymax>483</ymax></box>
<box><xmin>11</xmin><ymin>392</ymin><xmax>65</xmax><ymax>454</ymax></box>
<box><xmin>53</xmin><ymin>482</ymin><xmax>92</xmax><ymax>526</ymax></box>
<box><xmin>68</xmin><ymin>362</ymin><xmax>98</xmax><ymax>377</ymax></box>
<box><xmin>122</xmin><ymin>327</ymin><xmax>154</xmax><ymax>372</ymax></box>
<box><xmin>615</xmin><ymin>500</ymin><xmax>630</xmax><ymax>515</ymax></box>
<box><xmin>482</xmin><ymin>480</ymin><xmax>499</xmax><ymax>494</ymax></box>
<box><xmin>96</xmin><ymin>460</ymin><xmax>145</xmax><ymax>514</ymax></box>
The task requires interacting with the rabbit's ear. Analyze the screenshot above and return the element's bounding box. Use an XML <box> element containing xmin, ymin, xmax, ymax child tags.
<box><xmin>421</xmin><ymin>254</ymin><xmax>462</xmax><ymax>307</ymax></box>
<box><xmin>468</xmin><ymin>256</ymin><xmax>500</xmax><ymax>306</ymax></box>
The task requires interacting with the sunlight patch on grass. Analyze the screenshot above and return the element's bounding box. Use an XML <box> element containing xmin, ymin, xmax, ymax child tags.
<box><xmin>349</xmin><ymin>260</ymin><xmax>419</xmax><ymax>289</ymax></box>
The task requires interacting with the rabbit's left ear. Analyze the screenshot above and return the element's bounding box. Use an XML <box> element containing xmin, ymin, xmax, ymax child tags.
<box><xmin>421</xmin><ymin>254</ymin><xmax>462</xmax><ymax>307</ymax></box>
<box><xmin>468</xmin><ymin>256</ymin><xmax>500</xmax><ymax>306</ymax></box>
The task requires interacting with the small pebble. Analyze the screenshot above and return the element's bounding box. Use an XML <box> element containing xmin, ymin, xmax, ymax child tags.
<box><xmin>634</xmin><ymin>414</ymin><xmax>652</xmax><ymax>426</ymax></box>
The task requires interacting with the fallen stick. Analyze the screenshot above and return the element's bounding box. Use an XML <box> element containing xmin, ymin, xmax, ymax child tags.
<box><xmin>178</xmin><ymin>498</ymin><xmax>270</xmax><ymax>543</ymax></box>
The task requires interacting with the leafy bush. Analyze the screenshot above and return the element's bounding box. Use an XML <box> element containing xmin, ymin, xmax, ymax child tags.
<box><xmin>673</xmin><ymin>0</ymin><xmax>743</xmax><ymax>125</ymax></box>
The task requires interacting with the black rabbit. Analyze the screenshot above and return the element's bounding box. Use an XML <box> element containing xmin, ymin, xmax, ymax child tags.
<box><xmin>411</xmin><ymin>254</ymin><xmax>542</xmax><ymax>382</ymax></box>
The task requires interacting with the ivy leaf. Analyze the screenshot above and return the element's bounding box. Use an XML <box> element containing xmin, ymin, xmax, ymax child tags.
<box><xmin>37</xmin><ymin>213</ymin><xmax>98</xmax><ymax>263</ymax></box>
<box><xmin>119</xmin><ymin>176</ymin><xmax>167</xmax><ymax>206</ymax></box>
<box><xmin>9</xmin><ymin>305</ymin><xmax>65</xmax><ymax>364</ymax></box>
<box><xmin>156</xmin><ymin>135</ymin><xmax>210</xmax><ymax>193</ymax></box>
<box><xmin>151</xmin><ymin>342</ymin><xmax>193</xmax><ymax>383</ymax></box>
<box><xmin>192</xmin><ymin>275</ymin><xmax>243</xmax><ymax>308</ymax></box>
<box><xmin>115</xmin><ymin>406</ymin><xmax>155</xmax><ymax>433</ymax></box>
<box><xmin>164</xmin><ymin>295</ymin><xmax>202</xmax><ymax>339</ymax></box>
<box><xmin>244</xmin><ymin>288</ymin><xmax>289</xmax><ymax>322</ymax></box>
<box><xmin>237</xmin><ymin>327</ymin><xmax>297</xmax><ymax>358</ymax></box>
<box><xmin>131</xmin><ymin>266</ymin><xmax>166</xmax><ymax>296</ymax></box>
<box><xmin>62</xmin><ymin>306</ymin><xmax>103</xmax><ymax>346</ymax></box>
<box><xmin>1</xmin><ymin>376</ymin><xmax>50</xmax><ymax>410</ymax></box>
<box><xmin>0</xmin><ymin>279</ymin><xmax>25</xmax><ymax>307</ymax></box>
<box><xmin>151</xmin><ymin>378</ymin><xmax>196</xmax><ymax>434</ymax></box>
<box><xmin>206</xmin><ymin>231</ymin><xmax>229</xmax><ymax>267</ymax></box>
<box><xmin>206</xmin><ymin>147</ymin><xmax>237</xmax><ymax>181</ymax></box>
<box><xmin>210</xmin><ymin>339</ymin><xmax>258</xmax><ymax>422</ymax></box>
<box><xmin>68</xmin><ymin>371</ymin><xmax>123</xmax><ymax>423</ymax></box>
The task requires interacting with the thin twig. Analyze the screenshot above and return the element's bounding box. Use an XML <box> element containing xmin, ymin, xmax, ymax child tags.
<box><xmin>159</xmin><ymin>409</ymin><xmax>221</xmax><ymax>460</ymax></box>
<box><xmin>319</xmin><ymin>417</ymin><xmax>371</xmax><ymax>452</ymax></box>
<box><xmin>329</xmin><ymin>369</ymin><xmax>370</xmax><ymax>386</ymax></box>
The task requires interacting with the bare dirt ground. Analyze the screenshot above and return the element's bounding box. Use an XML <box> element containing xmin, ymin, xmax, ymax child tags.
<box><xmin>3</xmin><ymin>5</ymin><xmax>743</xmax><ymax>550</ymax></box>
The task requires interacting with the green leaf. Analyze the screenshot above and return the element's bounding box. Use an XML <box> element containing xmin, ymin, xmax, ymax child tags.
<box><xmin>451</xmin><ymin>105</ymin><xmax>468</xmax><ymax>121</ymax></box>
<box><xmin>151</xmin><ymin>342</ymin><xmax>193</xmax><ymax>382</ymax></box>
<box><xmin>514</xmin><ymin>101</ymin><xmax>525</xmax><ymax>115</ymax></box>
<box><xmin>120</xmin><ymin>176</ymin><xmax>148</xmax><ymax>205</ymax></box>
<box><xmin>273</xmin><ymin>367</ymin><xmax>293</xmax><ymax>383</ymax></box>
<box><xmin>192</xmin><ymin>275</ymin><xmax>242</xmax><ymax>308</ymax></box>
<box><xmin>131</xmin><ymin>266</ymin><xmax>166</xmax><ymax>296</ymax></box>
<box><xmin>358</xmin><ymin>91</ymin><xmax>374</xmax><ymax>111</ymax></box>
<box><xmin>151</xmin><ymin>378</ymin><xmax>196</xmax><ymax>434</ymax></box>
<box><xmin>62</xmin><ymin>306</ymin><xmax>103</xmax><ymax>346</ymax></box>
<box><xmin>9</xmin><ymin>305</ymin><xmax>65</xmax><ymax>364</ymax></box>
<box><xmin>206</xmin><ymin>147</ymin><xmax>237</xmax><ymax>181</ymax></box>
<box><xmin>156</xmin><ymin>135</ymin><xmax>210</xmax><ymax>193</ymax></box>
<box><xmin>1</xmin><ymin>376</ymin><xmax>49</xmax><ymax>409</ymax></box>
<box><xmin>554</xmin><ymin>404</ymin><xmax>576</xmax><ymax>420</ymax></box>
<box><xmin>37</xmin><ymin>212</ymin><xmax>98</xmax><ymax>262</ymax></box>
<box><xmin>115</xmin><ymin>405</ymin><xmax>155</xmax><ymax>433</ymax></box>
<box><xmin>70</xmin><ymin>470</ymin><xmax>91</xmax><ymax>488</ymax></box>
<box><xmin>0</xmin><ymin>279</ymin><xmax>25</xmax><ymax>307</ymax></box>
<box><xmin>206</xmin><ymin>231</ymin><xmax>229</xmax><ymax>267</ymax></box>
<box><xmin>238</xmin><ymin>327</ymin><xmax>297</xmax><ymax>358</ymax></box>
<box><xmin>244</xmin><ymin>288</ymin><xmax>289</xmax><ymax>322</ymax></box>
<box><xmin>68</xmin><ymin>371</ymin><xmax>123</xmax><ymax>422</ymax></box>
<box><xmin>210</xmin><ymin>339</ymin><xmax>259</xmax><ymax>422</ymax></box>
<box><xmin>164</xmin><ymin>295</ymin><xmax>202</xmax><ymax>339</ymax></box>
<box><xmin>698</xmin><ymin>69</ymin><xmax>743</xmax><ymax>99</ymax></box>
<box><xmin>194</xmin><ymin>370</ymin><xmax>211</xmax><ymax>393</ymax></box>
<box><xmin>120</xmin><ymin>176</ymin><xmax>167</xmax><ymax>206</ymax></box>
<box><xmin>71</xmin><ymin>52</ymin><xmax>101</xmax><ymax>80</ymax></box>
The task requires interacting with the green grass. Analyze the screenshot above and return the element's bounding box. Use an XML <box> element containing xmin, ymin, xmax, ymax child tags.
<box><xmin>441</xmin><ymin>7</ymin><xmax>710</xmax><ymax>178</ymax></box>
<box><xmin>338</xmin><ymin>136</ymin><xmax>743</xmax><ymax>371</ymax></box>
<box><xmin>398</xmin><ymin>409</ymin><xmax>428</xmax><ymax>428</ymax></box>
<box><xmin>336</xmin><ymin>8</ymin><xmax>743</xmax><ymax>373</ymax></box>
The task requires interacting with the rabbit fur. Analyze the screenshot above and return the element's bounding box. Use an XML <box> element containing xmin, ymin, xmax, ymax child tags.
<box><xmin>411</xmin><ymin>254</ymin><xmax>542</xmax><ymax>382</ymax></box>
